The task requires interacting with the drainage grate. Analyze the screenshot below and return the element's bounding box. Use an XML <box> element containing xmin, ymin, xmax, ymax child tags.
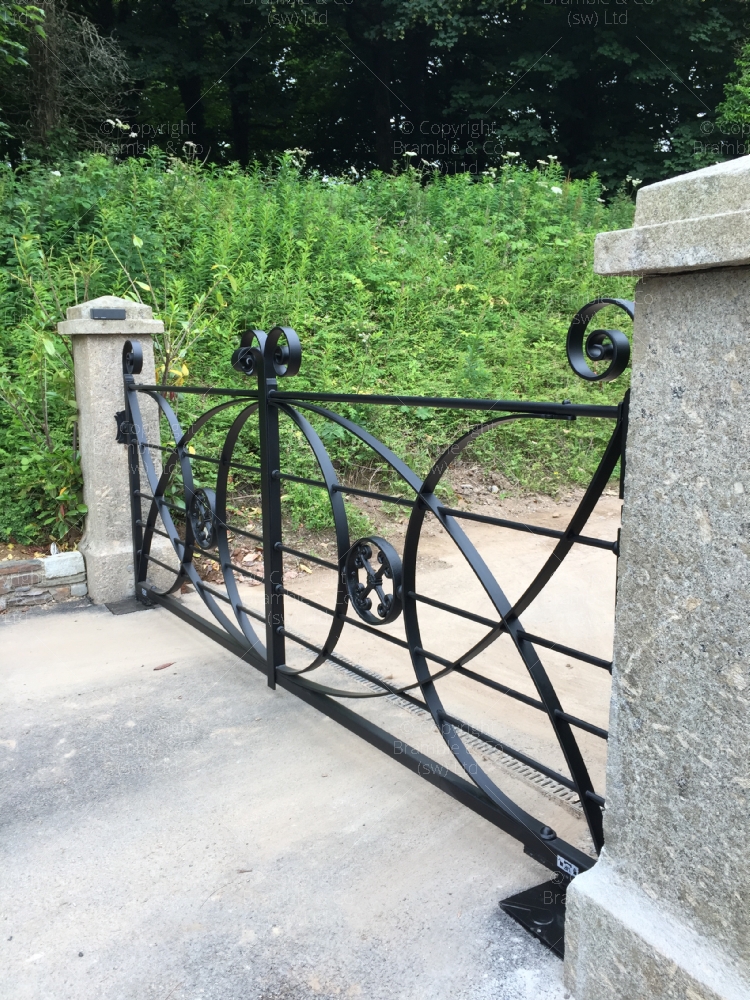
<box><xmin>325</xmin><ymin>647</ymin><xmax>583</xmax><ymax>816</ymax></box>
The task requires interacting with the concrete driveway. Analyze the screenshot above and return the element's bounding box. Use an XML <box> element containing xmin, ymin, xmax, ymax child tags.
<box><xmin>1</xmin><ymin>601</ymin><xmax>568</xmax><ymax>1000</ymax></box>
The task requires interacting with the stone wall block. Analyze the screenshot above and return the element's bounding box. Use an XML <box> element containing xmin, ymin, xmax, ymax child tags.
<box><xmin>564</xmin><ymin>155</ymin><xmax>750</xmax><ymax>1000</ymax></box>
<box><xmin>43</xmin><ymin>551</ymin><xmax>84</xmax><ymax>579</ymax></box>
<box><xmin>0</xmin><ymin>560</ymin><xmax>41</xmax><ymax>576</ymax></box>
<box><xmin>3</xmin><ymin>571</ymin><xmax>43</xmax><ymax>591</ymax></box>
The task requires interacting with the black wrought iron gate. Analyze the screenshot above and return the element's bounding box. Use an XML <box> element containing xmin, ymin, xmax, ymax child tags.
<box><xmin>121</xmin><ymin>298</ymin><xmax>633</xmax><ymax>957</ymax></box>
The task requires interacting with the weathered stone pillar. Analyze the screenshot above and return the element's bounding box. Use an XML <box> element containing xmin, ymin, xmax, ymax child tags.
<box><xmin>564</xmin><ymin>158</ymin><xmax>750</xmax><ymax>998</ymax></box>
<box><xmin>59</xmin><ymin>295</ymin><xmax>165</xmax><ymax>604</ymax></box>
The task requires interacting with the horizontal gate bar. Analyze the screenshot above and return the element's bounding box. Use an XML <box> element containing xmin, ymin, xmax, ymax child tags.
<box><xmin>455</xmin><ymin>662</ymin><xmax>546</xmax><ymax>711</ymax></box>
<box><xmin>193</xmin><ymin>581</ymin><xmax>266</xmax><ymax>625</ymax></box>
<box><xmin>135</xmin><ymin>520</ymin><xmax>171</xmax><ymax>541</ymax></box>
<box><xmin>141</xmin><ymin>553</ymin><xmax>179</xmax><ymax>574</ymax></box>
<box><xmin>133</xmin><ymin>382</ymin><xmax>617</xmax><ymax>419</ymax></box>
<box><xmin>191</xmin><ymin>453</ymin><xmax>262</xmax><ymax>476</ymax></box>
<box><xmin>188</xmin><ymin>548</ymin><xmax>265</xmax><ymax>585</ymax></box>
<box><xmin>130</xmin><ymin>384</ymin><xmax>620</xmax><ymax>420</ymax></box>
<box><xmin>134</xmin><ymin>491</ymin><xmax>184</xmax><ymax>513</ymax></box>
<box><xmin>517</xmin><ymin>631</ymin><xmax>613</xmax><ymax>672</ymax></box>
<box><xmin>225</xmin><ymin>523</ymin><xmax>265</xmax><ymax>544</ymax></box>
<box><xmin>269</xmin><ymin>390</ymin><xmax>619</xmax><ymax>418</ymax></box>
<box><xmin>280</xmin><ymin>586</ymin><xmax>413</xmax><ymax>652</ymax></box>
<box><xmin>334</xmin><ymin>484</ymin><xmax>415</xmax><ymax>507</ymax></box>
<box><xmin>408</xmin><ymin>592</ymin><xmax>612</xmax><ymax>672</ymax></box>
<box><xmin>278</xmin><ymin>625</ymin><xmax>426</xmax><ymax>705</ymax></box>
<box><xmin>409</xmin><ymin>590</ymin><xmax>498</xmax><ymax>628</ymax></box>
<box><xmin>227</xmin><ymin>561</ymin><xmax>265</xmax><ymax>583</ymax></box>
<box><xmin>138</xmin><ymin>443</ymin><xmax>262</xmax><ymax>476</ymax></box>
<box><xmin>134</xmin><ymin>385</ymin><xmax>260</xmax><ymax>398</ymax></box>
<box><xmin>438</xmin><ymin>507</ymin><xmax>618</xmax><ymax>551</ymax></box>
<box><xmin>439</xmin><ymin>712</ymin><xmax>578</xmax><ymax>792</ymax></box>
<box><xmin>554</xmin><ymin>710</ymin><xmax>608</xmax><ymax>740</ymax></box>
<box><xmin>276</xmin><ymin>472</ymin><xmax>416</xmax><ymax>508</ymax></box>
<box><xmin>273</xmin><ymin>542</ymin><xmax>339</xmax><ymax>571</ymax></box>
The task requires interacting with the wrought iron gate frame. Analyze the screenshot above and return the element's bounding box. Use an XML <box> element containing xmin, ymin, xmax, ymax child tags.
<box><xmin>121</xmin><ymin>298</ymin><xmax>633</xmax><ymax>955</ymax></box>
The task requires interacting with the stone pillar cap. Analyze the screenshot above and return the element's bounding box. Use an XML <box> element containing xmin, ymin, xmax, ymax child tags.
<box><xmin>594</xmin><ymin>155</ymin><xmax>750</xmax><ymax>277</ymax></box>
<box><xmin>59</xmin><ymin>295</ymin><xmax>164</xmax><ymax>336</ymax></box>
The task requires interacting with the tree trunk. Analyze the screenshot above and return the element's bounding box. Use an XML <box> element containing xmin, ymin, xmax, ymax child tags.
<box><xmin>28</xmin><ymin>1</ymin><xmax>64</xmax><ymax>144</ymax></box>
<box><xmin>371</xmin><ymin>44</ymin><xmax>392</xmax><ymax>172</ymax></box>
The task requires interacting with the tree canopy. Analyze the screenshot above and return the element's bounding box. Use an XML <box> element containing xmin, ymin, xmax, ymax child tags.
<box><xmin>2</xmin><ymin>0</ymin><xmax>750</xmax><ymax>187</ymax></box>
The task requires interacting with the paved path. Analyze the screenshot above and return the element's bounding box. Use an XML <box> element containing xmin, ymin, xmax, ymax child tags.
<box><xmin>1</xmin><ymin>602</ymin><xmax>568</xmax><ymax>1000</ymax></box>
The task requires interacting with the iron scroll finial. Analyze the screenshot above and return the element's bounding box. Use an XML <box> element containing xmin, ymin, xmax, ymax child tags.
<box><xmin>122</xmin><ymin>339</ymin><xmax>143</xmax><ymax>375</ymax></box>
<box><xmin>231</xmin><ymin>327</ymin><xmax>301</xmax><ymax>378</ymax></box>
<box><xmin>566</xmin><ymin>298</ymin><xmax>634</xmax><ymax>383</ymax></box>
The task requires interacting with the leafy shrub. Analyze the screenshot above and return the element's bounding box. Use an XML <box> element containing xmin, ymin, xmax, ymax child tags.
<box><xmin>0</xmin><ymin>153</ymin><xmax>635</xmax><ymax>543</ymax></box>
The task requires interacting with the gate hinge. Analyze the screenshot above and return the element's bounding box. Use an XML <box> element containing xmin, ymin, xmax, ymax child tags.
<box><xmin>115</xmin><ymin>409</ymin><xmax>131</xmax><ymax>444</ymax></box>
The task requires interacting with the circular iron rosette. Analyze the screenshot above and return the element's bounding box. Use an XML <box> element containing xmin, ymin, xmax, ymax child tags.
<box><xmin>345</xmin><ymin>536</ymin><xmax>402</xmax><ymax>626</ymax></box>
<box><xmin>566</xmin><ymin>298</ymin><xmax>634</xmax><ymax>383</ymax></box>
<box><xmin>189</xmin><ymin>487</ymin><xmax>217</xmax><ymax>550</ymax></box>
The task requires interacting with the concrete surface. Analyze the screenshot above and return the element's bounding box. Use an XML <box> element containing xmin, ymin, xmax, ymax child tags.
<box><xmin>565</xmin><ymin>162</ymin><xmax>750</xmax><ymax>1000</ymax></box>
<box><xmin>1</xmin><ymin>601</ymin><xmax>572</xmax><ymax>1000</ymax></box>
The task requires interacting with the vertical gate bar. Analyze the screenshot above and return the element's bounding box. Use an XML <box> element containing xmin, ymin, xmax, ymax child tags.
<box><xmin>258</xmin><ymin>361</ymin><xmax>285</xmax><ymax>688</ymax></box>
<box><xmin>123</xmin><ymin>375</ymin><xmax>146</xmax><ymax>601</ymax></box>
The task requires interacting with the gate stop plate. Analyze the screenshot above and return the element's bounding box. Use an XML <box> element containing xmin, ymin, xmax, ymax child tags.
<box><xmin>499</xmin><ymin>878</ymin><xmax>569</xmax><ymax>957</ymax></box>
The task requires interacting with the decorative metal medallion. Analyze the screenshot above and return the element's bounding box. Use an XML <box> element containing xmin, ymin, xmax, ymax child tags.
<box><xmin>188</xmin><ymin>487</ymin><xmax>217</xmax><ymax>550</ymax></box>
<box><xmin>345</xmin><ymin>536</ymin><xmax>402</xmax><ymax>625</ymax></box>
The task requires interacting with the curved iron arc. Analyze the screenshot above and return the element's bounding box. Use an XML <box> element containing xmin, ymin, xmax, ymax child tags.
<box><xmin>271</xmin><ymin>403</ymin><xmax>350</xmax><ymax>675</ymax></box>
<box><xmin>402</xmin><ymin>414</ymin><xmax>605</xmax><ymax>851</ymax></box>
<box><xmin>212</xmin><ymin>402</ymin><xmax>275</xmax><ymax>654</ymax></box>
<box><xmin>404</xmin><ymin>414</ymin><xmax>532</xmax><ymax>674</ymax></box>
<box><xmin>126</xmin><ymin>386</ymin><xmax>265</xmax><ymax>656</ymax></box>
<box><xmin>134</xmin><ymin>393</ymin><xmax>197</xmax><ymax>595</ymax></box>
<box><xmin>271</xmin><ymin>404</ymin><xmax>465</xmax><ymax>699</ymax></box>
<box><xmin>129</xmin><ymin>386</ymin><xmax>231</xmax><ymax>585</ymax></box>
<box><xmin>283</xmin><ymin>402</ymin><xmax>424</xmax><ymax>495</ymax></box>
<box><xmin>434</xmin><ymin>407</ymin><xmax>626</xmax><ymax>672</ymax></box>
<box><xmin>508</xmin><ymin>398</ymin><xmax>626</xmax><ymax>622</ymax></box>
<box><xmin>278</xmin><ymin>401</ymin><xmax>604</xmax><ymax>850</ymax></box>
<box><xmin>128</xmin><ymin>389</ymin><xmax>261</xmax><ymax>651</ymax></box>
